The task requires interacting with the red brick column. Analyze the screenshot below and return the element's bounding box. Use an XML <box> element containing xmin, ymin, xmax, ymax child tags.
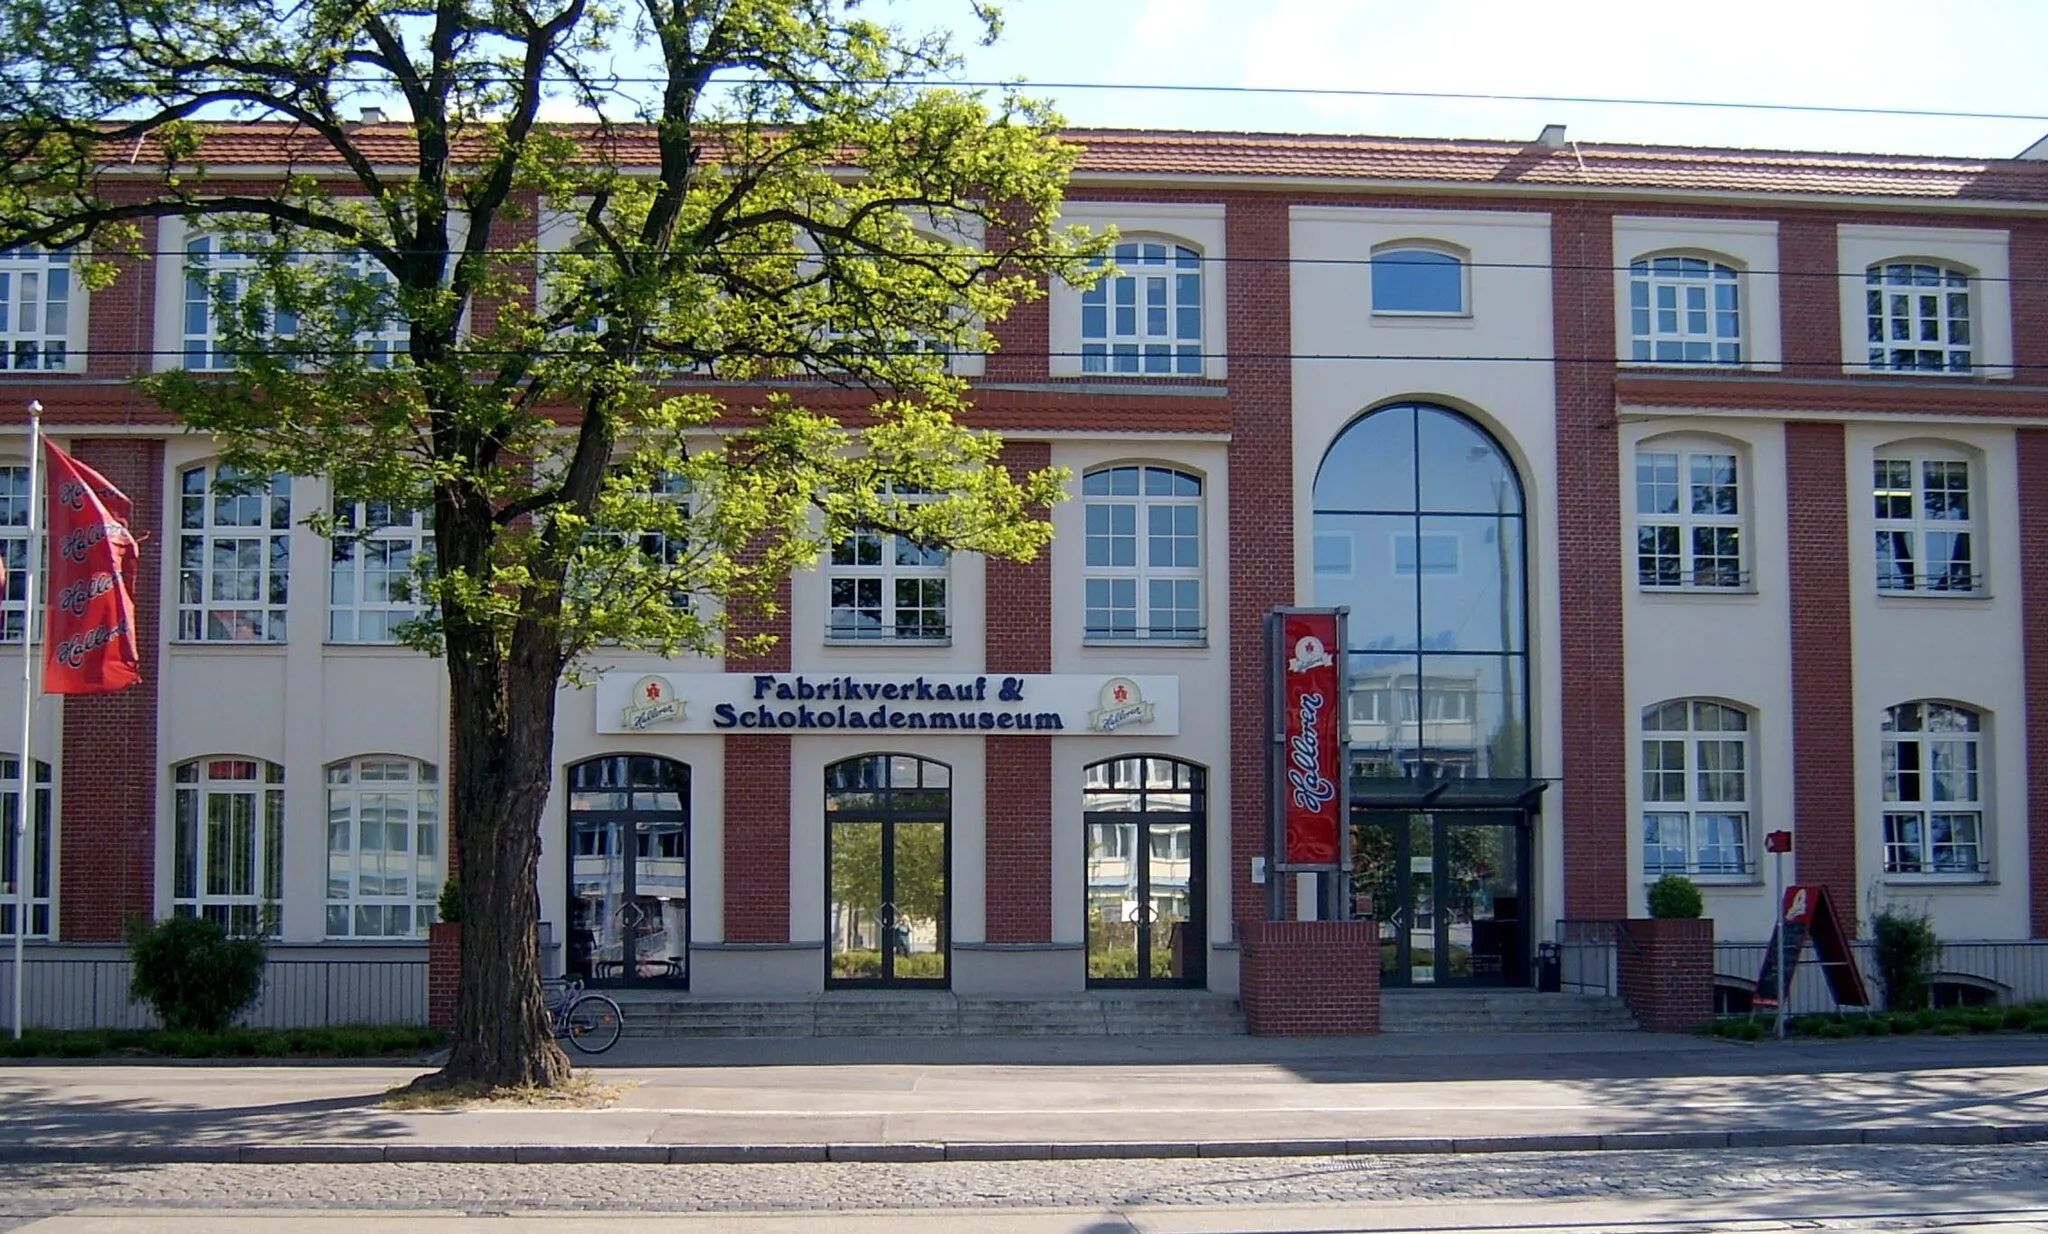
<box><xmin>1615</xmin><ymin>917</ymin><xmax>1714</xmax><ymax>1032</ymax></box>
<box><xmin>1239</xmin><ymin>920</ymin><xmax>1379</xmax><ymax>1035</ymax></box>
<box><xmin>2020</xmin><ymin>429</ymin><xmax>2048</xmax><ymax>936</ymax></box>
<box><xmin>1225</xmin><ymin>194</ymin><xmax>1294</xmax><ymax>929</ymax></box>
<box><xmin>427</xmin><ymin>921</ymin><xmax>460</xmax><ymax>1029</ymax></box>
<box><xmin>724</xmin><ymin>578</ymin><xmax>791</xmax><ymax>943</ymax></box>
<box><xmin>1777</xmin><ymin>218</ymin><xmax>1843</xmax><ymax>378</ymax></box>
<box><xmin>1551</xmin><ymin>202</ymin><xmax>1627</xmax><ymax>918</ymax></box>
<box><xmin>1786</xmin><ymin>422</ymin><xmax>1858</xmax><ymax>924</ymax></box>
<box><xmin>984</xmin><ymin>442</ymin><xmax>1053</xmax><ymax>943</ymax></box>
<box><xmin>59</xmin><ymin>438</ymin><xmax>163</xmax><ymax>940</ymax></box>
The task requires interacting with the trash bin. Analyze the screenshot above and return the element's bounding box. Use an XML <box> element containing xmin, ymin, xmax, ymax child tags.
<box><xmin>1536</xmin><ymin>941</ymin><xmax>1562</xmax><ymax>993</ymax></box>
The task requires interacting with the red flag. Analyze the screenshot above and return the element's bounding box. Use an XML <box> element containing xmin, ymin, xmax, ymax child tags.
<box><xmin>42</xmin><ymin>442</ymin><xmax>140</xmax><ymax>694</ymax></box>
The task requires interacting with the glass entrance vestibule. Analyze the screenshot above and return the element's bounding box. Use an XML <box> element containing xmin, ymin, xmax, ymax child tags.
<box><xmin>1353</xmin><ymin>810</ymin><xmax>1529</xmax><ymax>986</ymax></box>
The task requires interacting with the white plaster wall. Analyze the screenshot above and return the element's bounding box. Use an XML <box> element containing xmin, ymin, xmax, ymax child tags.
<box><xmin>1287</xmin><ymin>205</ymin><xmax>1563</xmax><ymax>936</ymax></box>
<box><xmin>1846</xmin><ymin>422</ymin><xmax>2028</xmax><ymax>939</ymax></box>
<box><xmin>1618</xmin><ymin>417</ymin><xmax>1793</xmax><ymax>938</ymax></box>
<box><xmin>1611</xmin><ymin>217</ymin><xmax>1781</xmax><ymax>370</ymax></box>
<box><xmin>1048</xmin><ymin>439</ymin><xmax>1232</xmax><ymax>983</ymax></box>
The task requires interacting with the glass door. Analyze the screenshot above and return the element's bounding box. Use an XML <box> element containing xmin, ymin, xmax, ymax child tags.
<box><xmin>1084</xmin><ymin>757</ymin><xmax>1206</xmax><ymax>987</ymax></box>
<box><xmin>826</xmin><ymin>755</ymin><xmax>951</xmax><ymax>987</ymax></box>
<box><xmin>1352</xmin><ymin>811</ymin><xmax>1526</xmax><ymax>987</ymax></box>
<box><xmin>566</xmin><ymin>756</ymin><xmax>690</xmax><ymax>989</ymax></box>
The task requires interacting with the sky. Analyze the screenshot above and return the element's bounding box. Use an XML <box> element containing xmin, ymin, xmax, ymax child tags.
<box><xmin>849</xmin><ymin>0</ymin><xmax>2048</xmax><ymax>160</ymax></box>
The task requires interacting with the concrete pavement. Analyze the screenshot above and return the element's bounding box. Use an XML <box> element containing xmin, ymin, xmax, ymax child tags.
<box><xmin>5</xmin><ymin>1031</ymin><xmax>2048</xmax><ymax>1165</ymax></box>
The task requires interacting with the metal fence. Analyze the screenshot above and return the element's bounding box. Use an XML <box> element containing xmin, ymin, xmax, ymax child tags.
<box><xmin>1715</xmin><ymin>937</ymin><xmax>2048</xmax><ymax>1015</ymax></box>
<box><xmin>1552</xmin><ymin>919</ymin><xmax>1627</xmax><ymax>996</ymax></box>
<box><xmin>0</xmin><ymin>952</ymin><xmax>428</xmax><ymax>1030</ymax></box>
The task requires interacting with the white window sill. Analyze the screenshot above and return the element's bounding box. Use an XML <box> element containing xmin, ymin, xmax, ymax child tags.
<box><xmin>1617</xmin><ymin>360</ymin><xmax>1757</xmax><ymax>373</ymax></box>
<box><xmin>1370</xmin><ymin>311</ymin><xmax>1473</xmax><ymax>325</ymax></box>
<box><xmin>1645</xmin><ymin>874</ymin><xmax>1763</xmax><ymax>888</ymax></box>
<box><xmin>1082</xmin><ymin>637</ymin><xmax>1209</xmax><ymax>650</ymax></box>
<box><xmin>1875</xmin><ymin>588</ymin><xmax>1992</xmax><ymax>602</ymax></box>
<box><xmin>1637</xmin><ymin>583</ymin><xmax>1759</xmax><ymax>598</ymax></box>
<box><xmin>823</xmin><ymin>637</ymin><xmax>953</xmax><ymax>649</ymax></box>
<box><xmin>169</xmin><ymin>640</ymin><xmax>288</xmax><ymax>651</ymax></box>
<box><xmin>1880</xmin><ymin>873</ymin><xmax>1996</xmax><ymax>887</ymax></box>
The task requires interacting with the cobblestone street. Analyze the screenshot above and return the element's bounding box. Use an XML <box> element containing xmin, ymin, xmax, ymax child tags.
<box><xmin>3</xmin><ymin>1143</ymin><xmax>2048</xmax><ymax>1229</ymax></box>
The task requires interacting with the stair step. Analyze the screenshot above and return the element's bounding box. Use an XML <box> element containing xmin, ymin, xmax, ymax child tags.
<box><xmin>609</xmin><ymin>992</ymin><xmax>1247</xmax><ymax>1039</ymax></box>
<box><xmin>1380</xmin><ymin>990</ymin><xmax>1638</xmax><ymax>1034</ymax></box>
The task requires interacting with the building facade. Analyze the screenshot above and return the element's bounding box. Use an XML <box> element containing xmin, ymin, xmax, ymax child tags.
<box><xmin>7</xmin><ymin>125</ymin><xmax>2048</xmax><ymax>1005</ymax></box>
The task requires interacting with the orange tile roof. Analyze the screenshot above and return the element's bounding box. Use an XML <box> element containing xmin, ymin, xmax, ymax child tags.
<box><xmin>128</xmin><ymin>122</ymin><xmax>2048</xmax><ymax>206</ymax></box>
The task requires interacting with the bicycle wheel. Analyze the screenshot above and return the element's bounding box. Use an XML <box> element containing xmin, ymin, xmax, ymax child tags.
<box><xmin>563</xmin><ymin>992</ymin><xmax>623</xmax><ymax>1054</ymax></box>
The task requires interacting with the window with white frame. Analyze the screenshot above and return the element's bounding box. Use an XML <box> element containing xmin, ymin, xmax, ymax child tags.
<box><xmin>173</xmin><ymin>757</ymin><xmax>284</xmax><ymax>937</ymax></box>
<box><xmin>827</xmin><ymin>493</ymin><xmax>948</xmax><ymax>642</ymax></box>
<box><xmin>182</xmin><ymin>234</ymin><xmax>296</xmax><ymax>370</ymax></box>
<box><xmin>330</xmin><ymin>498</ymin><xmax>432</xmax><ymax>642</ymax></box>
<box><xmin>1882</xmin><ymin>701</ymin><xmax>1986</xmax><ymax>875</ymax></box>
<box><xmin>334</xmin><ymin>249</ymin><xmax>410</xmax><ymax>369</ymax></box>
<box><xmin>0</xmin><ymin>464</ymin><xmax>32</xmax><ymax>642</ymax></box>
<box><xmin>1874</xmin><ymin>451</ymin><xmax>1977</xmax><ymax>593</ymax></box>
<box><xmin>1866</xmin><ymin>262</ymin><xmax>1972</xmax><ymax>374</ymax></box>
<box><xmin>325</xmin><ymin>756</ymin><xmax>442</xmax><ymax>938</ymax></box>
<box><xmin>1635</xmin><ymin>445</ymin><xmax>1744</xmax><ymax>588</ymax></box>
<box><xmin>1629</xmin><ymin>255</ymin><xmax>1740</xmax><ymax>364</ymax></box>
<box><xmin>1371</xmin><ymin>244</ymin><xmax>1466</xmax><ymax>315</ymax></box>
<box><xmin>1642</xmin><ymin>700</ymin><xmax>1752</xmax><ymax>878</ymax></box>
<box><xmin>0</xmin><ymin>247</ymin><xmax>74</xmax><ymax>371</ymax></box>
<box><xmin>1084</xmin><ymin>465</ymin><xmax>1202</xmax><ymax>641</ymax></box>
<box><xmin>0</xmin><ymin>756</ymin><xmax>51</xmax><ymax>938</ymax></box>
<box><xmin>178</xmin><ymin>464</ymin><xmax>291</xmax><ymax>641</ymax></box>
<box><xmin>1080</xmin><ymin>240</ymin><xmax>1203</xmax><ymax>376</ymax></box>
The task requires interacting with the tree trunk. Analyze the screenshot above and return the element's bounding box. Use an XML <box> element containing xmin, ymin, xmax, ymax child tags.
<box><xmin>422</xmin><ymin>609</ymin><xmax>572</xmax><ymax>1090</ymax></box>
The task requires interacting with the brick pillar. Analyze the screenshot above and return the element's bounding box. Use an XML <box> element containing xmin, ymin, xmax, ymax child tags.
<box><xmin>723</xmin><ymin>577</ymin><xmax>790</xmax><ymax>943</ymax></box>
<box><xmin>1786</xmin><ymin>422</ymin><xmax>1858</xmax><ymax>923</ymax></box>
<box><xmin>1239</xmin><ymin>920</ymin><xmax>1380</xmax><ymax>1035</ymax></box>
<box><xmin>59</xmin><ymin>438</ymin><xmax>163</xmax><ymax>940</ymax></box>
<box><xmin>1777</xmin><ymin>218</ymin><xmax>1843</xmax><ymax>378</ymax></box>
<box><xmin>1551</xmin><ymin>202</ymin><xmax>1627</xmax><ymax>918</ymax></box>
<box><xmin>2020</xmin><ymin>430</ymin><xmax>2048</xmax><ymax>936</ymax></box>
<box><xmin>427</xmin><ymin>921</ymin><xmax>460</xmax><ymax>1029</ymax></box>
<box><xmin>1226</xmin><ymin>194</ymin><xmax>1294</xmax><ymax>928</ymax></box>
<box><xmin>1614</xmin><ymin>917</ymin><xmax>1713</xmax><ymax>1032</ymax></box>
<box><xmin>984</xmin><ymin>441</ymin><xmax>1053</xmax><ymax>943</ymax></box>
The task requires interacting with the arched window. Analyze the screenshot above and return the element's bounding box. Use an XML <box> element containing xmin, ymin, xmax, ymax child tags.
<box><xmin>1079</xmin><ymin>239</ymin><xmax>1203</xmax><ymax>376</ymax></box>
<box><xmin>1641</xmin><ymin>700</ymin><xmax>1752</xmax><ymax>877</ymax></box>
<box><xmin>1635</xmin><ymin>439</ymin><xmax>1746</xmax><ymax>589</ymax></box>
<box><xmin>177</xmin><ymin>463</ymin><xmax>291</xmax><ymax>642</ymax></box>
<box><xmin>1881</xmin><ymin>702</ymin><xmax>1986</xmax><ymax>875</ymax></box>
<box><xmin>324</xmin><ymin>756</ymin><xmax>442</xmax><ymax>938</ymax></box>
<box><xmin>172</xmin><ymin>756</ymin><xmax>284</xmax><ymax>937</ymax></box>
<box><xmin>1873</xmin><ymin>444</ymin><xmax>1978</xmax><ymax>593</ymax></box>
<box><xmin>0</xmin><ymin>246</ymin><xmax>74</xmax><ymax>371</ymax></box>
<box><xmin>1629</xmin><ymin>254</ymin><xmax>1740</xmax><ymax>364</ymax></box>
<box><xmin>0</xmin><ymin>755</ymin><xmax>51</xmax><ymax>938</ymax></box>
<box><xmin>1082</xmin><ymin>465</ymin><xmax>1203</xmax><ymax>642</ymax></box>
<box><xmin>1866</xmin><ymin>261</ymin><xmax>1973</xmax><ymax>374</ymax></box>
<box><xmin>1313</xmin><ymin>403</ymin><xmax>1527</xmax><ymax>780</ymax></box>
<box><xmin>1371</xmin><ymin>244</ymin><xmax>1466</xmax><ymax>315</ymax></box>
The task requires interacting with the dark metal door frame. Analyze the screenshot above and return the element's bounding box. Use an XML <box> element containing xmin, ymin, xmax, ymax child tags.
<box><xmin>1084</xmin><ymin>812</ymin><xmax>1207</xmax><ymax>988</ymax></box>
<box><xmin>567</xmin><ymin>806</ymin><xmax>690</xmax><ymax>991</ymax></box>
<box><xmin>1358</xmin><ymin>809</ymin><xmax>1530</xmax><ymax>988</ymax></box>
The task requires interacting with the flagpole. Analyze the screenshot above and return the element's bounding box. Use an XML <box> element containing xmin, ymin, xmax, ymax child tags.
<box><xmin>12</xmin><ymin>401</ymin><xmax>39</xmax><ymax>1040</ymax></box>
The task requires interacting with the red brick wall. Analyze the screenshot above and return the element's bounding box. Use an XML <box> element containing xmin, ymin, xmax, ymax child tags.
<box><xmin>1239</xmin><ymin>919</ymin><xmax>1379</xmax><ymax>1035</ymax></box>
<box><xmin>2022</xmin><ymin>429</ymin><xmax>2048</xmax><ymax>936</ymax></box>
<box><xmin>1615</xmin><ymin>917</ymin><xmax>1713</xmax><ymax>1032</ymax></box>
<box><xmin>1551</xmin><ymin>202</ymin><xmax>1628</xmax><ymax>918</ymax></box>
<box><xmin>1785</xmin><ymin>421</ymin><xmax>1858</xmax><ymax>923</ymax></box>
<box><xmin>723</xmin><ymin>578</ymin><xmax>790</xmax><ymax>943</ymax></box>
<box><xmin>427</xmin><ymin>921</ymin><xmax>460</xmax><ymax>1029</ymax></box>
<box><xmin>58</xmin><ymin>438</ymin><xmax>163</xmax><ymax>940</ymax></box>
<box><xmin>1225</xmin><ymin>195</ymin><xmax>1294</xmax><ymax>928</ymax></box>
<box><xmin>984</xmin><ymin>441</ymin><xmax>1053</xmax><ymax>944</ymax></box>
<box><xmin>1777</xmin><ymin>217</ymin><xmax>1843</xmax><ymax>377</ymax></box>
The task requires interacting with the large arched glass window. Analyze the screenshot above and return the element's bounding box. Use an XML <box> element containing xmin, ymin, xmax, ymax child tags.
<box><xmin>1312</xmin><ymin>403</ymin><xmax>1528</xmax><ymax>781</ymax></box>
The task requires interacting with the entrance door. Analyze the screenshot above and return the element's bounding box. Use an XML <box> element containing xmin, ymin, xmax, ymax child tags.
<box><xmin>1353</xmin><ymin>811</ymin><xmax>1527</xmax><ymax>987</ymax></box>
<box><xmin>567</xmin><ymin>755</ymin><xmax>690</xmax><ymax>989</ymax></box>
<box><xmin>1084</xmin><ymin>757</ymin><xmax>1206</xmax><ymax>986</ymax></box>
<box><xmin>826</xmin><ymin>755</ymin><xmax>950</xmax><ymax>987</ymax></box>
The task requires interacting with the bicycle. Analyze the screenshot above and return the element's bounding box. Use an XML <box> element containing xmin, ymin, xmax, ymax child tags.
<box><xmin>543</xmin><ymin>976</ymin><xmax>624</xmax><ymax>1054</ymax></box>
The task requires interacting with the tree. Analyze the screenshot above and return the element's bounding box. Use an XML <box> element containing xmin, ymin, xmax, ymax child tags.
<box><xmin>0</xmin><ymin>0</ymin><xmax>1100</xmax><ymax>1088</ymax></box>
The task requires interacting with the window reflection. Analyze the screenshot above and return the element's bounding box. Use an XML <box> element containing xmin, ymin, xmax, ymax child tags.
<box><xmin>1313</xmin><ymin>404</ymin><xmax>1529</xmax><ymax>781</ymax></box>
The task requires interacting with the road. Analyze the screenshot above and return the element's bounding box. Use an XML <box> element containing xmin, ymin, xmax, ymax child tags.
<box><xmin>4</xmin><ymin>1143</ymin><xmax>2048</xmax><ymax>1231</ymax></box>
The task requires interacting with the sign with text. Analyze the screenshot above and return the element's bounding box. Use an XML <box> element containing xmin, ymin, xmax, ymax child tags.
<box><xmin>594</xmin><ymin>671</ymin><xmax>1179</xmax><ymax>736</ymax></box>
<box><xmin>1273</xmin><ymin>608</ymin><xmax>1345</xmax><ymax>870</ymax></box>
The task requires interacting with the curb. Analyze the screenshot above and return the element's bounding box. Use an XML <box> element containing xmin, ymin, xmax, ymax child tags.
<box><xmin>0</xmin><ymin>1123</ymin><xmax>2038</xmax><ymax>1165</ymax></box>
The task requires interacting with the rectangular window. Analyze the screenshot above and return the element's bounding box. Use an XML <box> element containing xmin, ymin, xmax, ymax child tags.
<box><xmin>0</xmin><ymin>247</ymin><xmax>74</xmax><ymax>371</ymax></box>
<box><xmin>825</xmin><ymin>493</ymin><xmax>950</xmax><ymax>642</ymax></box>
<box><xmin>1084</xmin><ymin>466</ymin><xmax>1203</xmax><ymax>641</ymax></box>
<box><xmin>173</xmin><ymin>758</ymin><xmax>284</xmax><ymax>937</ymax></box>
<box><xmin>330</xmin><ymin>499</ymin><xmax>433</xmax><ymax>642</ymax></box>
<box><xmin>325</xmin><ymin>758</ymin><xmax>441</xmax><ymax>938</ymax></box>
<box><xmin>1874</xmin><ymin>456</ymin><xmax>1978</xmax><ymax>593</ymax></box>
<box><xmin>1636</xmin><ymin>448</ymin><xmax>1744</xmax><ymax>589</ymax></box>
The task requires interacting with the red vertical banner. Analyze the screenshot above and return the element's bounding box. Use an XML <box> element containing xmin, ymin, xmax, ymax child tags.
<box><xmin>1278</xmin><ymin>609</ymin><xmax>1343</xmax><ymax>868</ymax></box>
<box><xmin>42</xmin><ymin>442</ymin><xmax>141</xmax><ymax>695</ymax></box>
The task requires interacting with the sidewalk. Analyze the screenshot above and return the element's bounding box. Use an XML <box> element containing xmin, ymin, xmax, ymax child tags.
<box><xmin>5</xmin><ymin>1031</ymin><xmax>2048</xmax><ymax>1164</ymax></box>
